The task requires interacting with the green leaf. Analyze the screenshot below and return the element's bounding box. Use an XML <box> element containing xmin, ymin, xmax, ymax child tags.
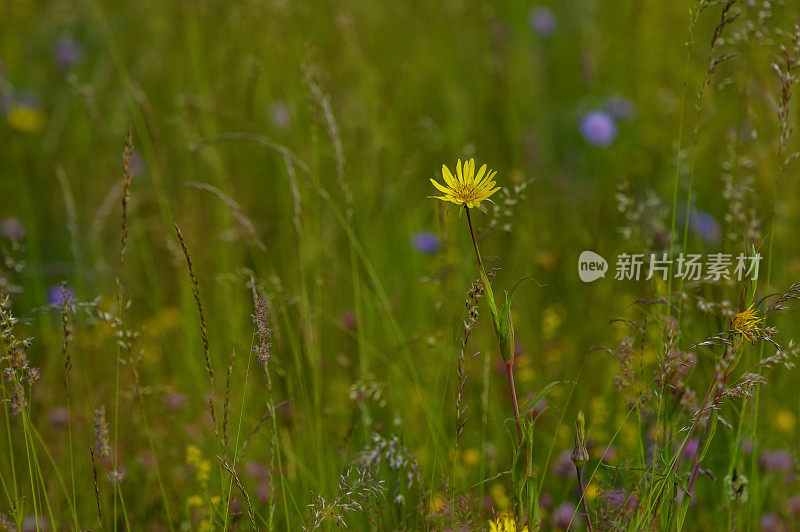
<box><xmin>519</xmin><ymin>380</ymin><xmax>573</xmax><ymax>415</ymax></box>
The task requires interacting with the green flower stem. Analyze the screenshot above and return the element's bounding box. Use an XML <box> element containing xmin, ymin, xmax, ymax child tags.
<box><xmin>465</xmin><ymin>206</ymin><xmax>522</xmax><ymax>440</ymax></box>
<box><xmin>465</xmin><ymin>206</ymin><xmax>484</xmax><ymax>270</ymax></box>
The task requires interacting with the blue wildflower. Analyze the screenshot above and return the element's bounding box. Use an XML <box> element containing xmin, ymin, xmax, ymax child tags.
<box><xmin>54</xmin><ymin>37</ymin><xmax>82</xmax><ymax>70</ymax></box>
<box><xmin>412</xmin><ymin>232</ymin><xmax>440</xmax><ymax>255</ymax></box>
<box><xmin>47</xmin><ymin>284</ymin><xmax>75</xmax><ymax>307</ymax></box>
<box><xmin>580</xmin><ymin>111</ymin><xmax>617</xmax><ymax>146</ymax></box>
<box><xmin>530</xmin><ymin>7</ymin><xmax>556</xmax><ymax>36</ymax></box>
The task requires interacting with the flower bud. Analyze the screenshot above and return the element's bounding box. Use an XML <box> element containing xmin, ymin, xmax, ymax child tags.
<box><xmin>571</xmin><ymin>410</ymin><xmax>589</xmax><ymax>466</ymax></box>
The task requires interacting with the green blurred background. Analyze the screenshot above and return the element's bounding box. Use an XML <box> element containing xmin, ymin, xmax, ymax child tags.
<box><xmin>1</xmin><ymin>0</ymin><xmax>800</xmax><ymax>529</ymax></box>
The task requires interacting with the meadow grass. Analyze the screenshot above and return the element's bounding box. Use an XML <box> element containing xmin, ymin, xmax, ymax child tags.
<box><xmin>2</xmin><ymin>0</ymin><xmax>800</xmax><ymax>530</ymax></box>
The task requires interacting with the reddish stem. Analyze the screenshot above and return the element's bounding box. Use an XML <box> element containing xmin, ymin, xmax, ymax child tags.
<box><xmin>576</xmin><ymin>466</ymin><xmax>594</xmax><ymax>532</ymax></box>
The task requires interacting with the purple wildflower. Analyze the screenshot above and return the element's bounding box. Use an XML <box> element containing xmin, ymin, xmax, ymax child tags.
<box><xmin>411</xmin><ymin>231</ymin><xmax>440</xmax><ymax>255</ymax></box>
<box><xmin>539</xmin><ymin>492</ymin><xmax>553</xmax><ymax>509</ymax></box>
<box><xmin>674</xmin><ymin>488</ymin><xmax>695</xmax><ymax>506</ymax></box>
<box><xmin>742</xmin><ymin>438</ymin><xmax>753</xmax><ymax>455</ymax></box>
<box><xmin>530</xmin><ymin>7</ymin><xmax>557</xmax><ymax>36</ymax></box>
<box><xmin>553</xmin><ymin>449</ymin><xmax>574</xmax><ymax>477</ymax></box>
<box><xmin>47</xmin><ymin>284</ymin><xmax>74</xmax><ymax>307</ymax></box>
<box><xmin>54</xmin><ymin>37</ymin><xmax>82</xmax><ymax>70</ymax></box>
<box><xmin>164</xmin><ymin>392</ymin><xmax>186</xmax><ymax>411</ymax></box>
<box><xmin>760</xmin><ymin>513</ymin><xmax>782</xmax><ymax>532</ymax></box>
<box><xmin>1</xmin><ymin>217</ymin><xmax>25</xmax><ymax>241</ymax></box>
<box><xmin>789</xmin><ymin>495</ymin><xmax>800</xmax><ymax>517</ymax></box>
<box><xmin>605</xmin><ymin>95</ymin><xmax>636</xmax><ymax>120</ymax></box>
<box><xmin>551</xmin><ymin>501</ymin><xmax>580</xmax><ymax>529</ymax></box>
<box><xmin>689</xmin><ymin>209</ymin><xmax>721</xmax><ymax>242</ymax></box>
<box><xmin>580</xmin><ymin>111</ymin><xmax>617</xmax><ymax>146</ymax></box>
<box><xmin>759</xmin><ymin>450</ymin><xmax>794</xmax><ymax>472</ymax></box>
<box><xmin>604</xmin><ymin>488</ymin><xmax>638</xmax><ymax>510</ymax></box>
<box><xmin>269</xmin><ymin>101</ymin><xmax>291</xmax><ymax>129</ymax></box>
<box><xmin>682</xmin><ymin>438</ymin><xmax>700</xmax><ymax>462</ymax></box>
<box><xmin>340</xmin><ymin>310</ymin><xmax>357</xmax><ymax>330</ymax></box>
<box><xmin>21</xmin><ymin>516</ymin><xmax>47</xmax><ymax>532</ymax></box>
<box><xmin>48</xmin><ymin>407</ymin><xmax>69</xmax><ymax>428</ymax></box>
<box><xmin>601</xmin><ymin>445</ymin><xmax>617</xmax><ymax>462</ymax></box>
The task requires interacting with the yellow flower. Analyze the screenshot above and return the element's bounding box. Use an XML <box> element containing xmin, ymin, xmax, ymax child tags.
<box><xmin>489</xmin><ymin>511</ymin><xmax>528</xmax><ymax>532</ymax></box>
<box><xmin>489</xmin><ymin>483</ymin><xmax>511</xmax><ymax>510</ymax></box>
<box><xmin>731</xmin><ymin>304</ymin><xmax>763</xmax><ymax>342</ymax></box>
<box><xmin>775</xmin><ymin>409</ymin><xmax>796</xmax><ymax>434</ymax></box>
<box><xmin>7</xmin><ymin>103</ymin><xmax>46</xmax><ymax>134</ymax></box>
<box><xmin>186</xmin><ymin>444</ymin><xmax>211</xmax><ymax>484</ymax></box>
<box><xmin>462</xmin><ymin>447</ymin><xmax>480</xmax><ymax>466</ymax></box>
<box><xmin>429</xmin><ymin>158</ymin><xmax>500</xmax><ymax>211</ymax></box>
<box><xmin>428</xmin><ymin>492</ymin><xmax>444</xmax><ymax>515</ymax></box>
<box><xmin>187</xmin><ymin>495</ymin><xmax>203</xmax><ymax>508</ymax></box>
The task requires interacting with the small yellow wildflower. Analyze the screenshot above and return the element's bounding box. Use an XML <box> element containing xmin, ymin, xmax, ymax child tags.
<box><xmin>185</xmin><ymin>444</ymin><xmax>211</xmax><ymax>484</ymax></box>
<box><xmin>187</xmin><ymin>495</ymin><xmax>203</xmax><ymax>508</ymax></box>
<box><xmin>186</xmin><ymin>444</ymin><xmax>202</xmax><ymax>465</ymax></box>
<box><xmin>429</xmin><ymin>158</ymin><xmax>500</xmax><ymax>212</ymax></box>
<box><xmin>775</xmin><ymin>409</ymin><xmax>796</xmax><ymax>434</ymax></box>
<box><xmin>731</xmin><ymin>304</ymin><xmax>764</xmax><ymax>342</ymax></box>
<box><xmin>7</xmin><ymin>103</ymin><xmax>46</xmax><ymax>134</ymax></box>
<box><xmin>541</xmin><ymin>305</ymin><xmax>564</xmax><ymax>341</ymax></box>
<box><xmin>488</xmin><ymin>511</ymin><xmax>529</xmax><ymax>532</ymax></box>
<box><xmin>490</xmin><ymin>482</ymin><xmax>511</xmax><ymax>510</ymax></box>
<box><xmin>585</xmin><ymin>483</ymin><xmax>599</xmax><ymax>501</ymax></box>
<box><xmin>462</xmin><ymin>447</ymin><xmax>480</xmax><ymax>466</ymax></box>
<box><xmin>428</xmin><ymin>492</ymin><xmax>444</xmax><ymax>515</ymax></box>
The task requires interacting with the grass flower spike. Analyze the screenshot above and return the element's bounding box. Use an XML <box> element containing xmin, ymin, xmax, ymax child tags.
<box><xmin>430</xmin><ymin>158</ymin><xmax>500</xmax><ymax>212</ymax></box>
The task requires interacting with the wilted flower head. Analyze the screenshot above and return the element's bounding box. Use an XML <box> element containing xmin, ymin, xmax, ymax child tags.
<box><xmin>429</xmin><ymin>158</ymin><xmax>500</xmax><ymax>212</ymax></box>
<box><xmin>724</xmin><ymin>469</ymin><xmax>749</xmax><ymax>504</ymax></box>
<box><xmin>411</xmin><ymin>231</ymin><xmax>440</xmax><ymax>255</ymax></box>
<box><xmin>580</xmin><ymin>111</ymin><xmax>617</xmax><ymax>146</ymax></box>
<box><xmin>529</xmin><ymin>7</ymin><xmax>556</xmax><ymax>36</ymax></box>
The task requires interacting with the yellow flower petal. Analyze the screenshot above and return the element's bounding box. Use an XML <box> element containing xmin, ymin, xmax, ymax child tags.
<box><xmin>442</xmin><ymin>165</ymin><xmax>457</xmax><ymax>188</ymax></box>
<box><xmin>430</xmin><ymin>178</ymin><xmax>451</xmax><ymax>195</ymax></box>
<box><xmin>476</xmin><ymin>163</ymin><xmax>487</xmax><ymax>183</ymax></box>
